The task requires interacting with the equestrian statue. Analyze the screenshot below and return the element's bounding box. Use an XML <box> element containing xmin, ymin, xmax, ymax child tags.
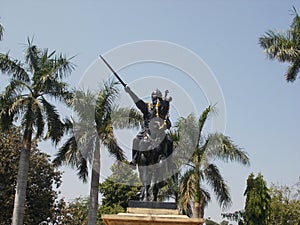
<box><xmin>100</xmin><ymin>55</ymin><xmax>174</xmax><ymax>202</ymax></box>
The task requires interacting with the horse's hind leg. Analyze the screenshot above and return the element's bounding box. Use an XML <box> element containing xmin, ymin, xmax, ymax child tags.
<box><xmin>152</xmin><ymin>154</ymin><xmax>167</xmax><ymax>201</ymax></box>
<box><xmin>153</xmin><ymin>183</ymin><xmax>158</xmax><ymax>201</ymax></box>
<box><xmin>138</xmin><ymin>153</ymin><xmax>151</xmax><ymax>201</ymax></box>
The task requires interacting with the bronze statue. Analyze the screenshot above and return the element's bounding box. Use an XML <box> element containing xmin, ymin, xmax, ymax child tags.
<box><xmin>100</xmin><ymin>55</ymin><xmax>174</xmax><ymax>201</ymax></box>
<box><xmin>125</xmin><ymin>86</ymin><xmax>173</xmax><ymax>201</ymax></box>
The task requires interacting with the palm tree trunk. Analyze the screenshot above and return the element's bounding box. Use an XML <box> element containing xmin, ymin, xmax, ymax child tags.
<box><xmin>194</xmin><ymin>160</ymin><xmax>201</xmax><ymax>218</ymax></box>
<box><xmin>12</xmin><ymin>135</ymin><xmax>32</xmax><ymax>225</ymax></box>
<box><xmin>88</xmin><ymin>141</ymin><xmax>100</xmax><ymax>225</ymax></box>
<box><xmin>199</xmin><ymin>201</ymin><xmax>204</xmax><ymax>218</ymax></box>
<box><xmin>193</xmin><ymin>201</ymin><xmax>204</xmax><ymax>218</ymax></box>
<box><xmin>193</xmin><ymin>202</ymin><xmax>200</xmax><ymax>218</ymax></box>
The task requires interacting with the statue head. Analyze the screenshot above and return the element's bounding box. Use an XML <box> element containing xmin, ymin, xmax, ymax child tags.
<box><xmin>151</xmin><ymin>89</ymin><xmax>162</xmax><ymax>103</ymax></box>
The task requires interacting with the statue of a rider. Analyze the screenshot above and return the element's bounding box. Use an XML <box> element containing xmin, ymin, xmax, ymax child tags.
<box><xmin>124</xmin><ymin>85</ymin><xmax>173</xmax><ymax>201</ymax></box>
<box><xmin>99</xmin><ymin>55</ymin><xmax>174</xmax><ymax>201</ymax></box>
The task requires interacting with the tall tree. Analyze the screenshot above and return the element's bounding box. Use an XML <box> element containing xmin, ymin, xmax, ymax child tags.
<box><xmin>0</xmin><ymin>127</ymin><xmax>62</xmax><ymax>225</ymax></box>
<box><xmin>223</xmin><ymin>176</ymin><xmax>299</xmax><ymax>225</ymax></box>
<box><xmin>244</xmin><ymin>173</ymin><xmax>271</xmax><ymax>225</ymax></box>
<box><xmin>177</xmin><ymin>106</ymin><xmax>250</xmax><ymax>218</ymax></box>
<box><xmin>259</xmin><ymin>7</ymin><xmax>300</xmax><ymax>82</ymax></box>
<box><xmin>268</xmin><ymin>179</ymin><xmax>300</xmax><ymax>225</ymax></box>
<box><xmin>53</xmin><ymin>81</ymin><xmax>141</xmax><ymax>225</ymax></box>
<box><xmin>0</xmin><ymin>38</ymin><xmax>74</xmax><ymax>225</ymax></box>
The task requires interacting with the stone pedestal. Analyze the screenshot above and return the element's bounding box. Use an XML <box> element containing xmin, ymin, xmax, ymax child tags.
<box><xmin>102</xmin><ymin>201</ymin><xmax>203</xmax><ymax>225</ymax></box>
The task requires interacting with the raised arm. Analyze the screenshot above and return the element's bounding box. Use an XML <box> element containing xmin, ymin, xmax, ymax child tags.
<box><xmin>124</xmin><ymin>85</ymin><xmax>148</xmax><ymax>115</ymax></box>
<box><xmin>124</xmin><ymin>85</ymin><xmax>140</xmax><ymax>103</ymax></box>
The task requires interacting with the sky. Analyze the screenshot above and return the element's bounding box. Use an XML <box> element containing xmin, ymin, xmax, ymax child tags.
<box><xmin>1</xmin><ymin>0</ymin><xmax>300</xmax><ymax>223</ymax></box>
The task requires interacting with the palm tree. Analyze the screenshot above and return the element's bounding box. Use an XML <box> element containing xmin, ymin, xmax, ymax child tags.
<box><xmin>0</xmin><ymin>39</ymin><xmax>74</xmax><ymax>225</ymax></box>
<box><xmin>177</xmin><ymin>106</ymin><xmax>250</xmax><ymax>218</ymax></box>
<box><xmin>53</xmin><ymin>81</ymin><xmax>142</xmax><ymax>225</ymax></box>
<box><xmin>0</xmin><ymin>20</ymin><xmax>4</xmax><ymax>41</ymax></box>
<box><xmin>259</xmin><ymin>6</ymin><xmax>300</xmax><ymax>82</ymax></box>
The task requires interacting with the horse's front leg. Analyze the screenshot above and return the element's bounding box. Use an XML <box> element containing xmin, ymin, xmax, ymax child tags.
<box><xmin>138</xmin><ymin>153</ymin><xmax>151</xmax><ymax>201</ymax></box>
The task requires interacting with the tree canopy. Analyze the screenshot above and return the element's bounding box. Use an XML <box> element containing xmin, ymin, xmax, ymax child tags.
<box><xmin>99</xmin><ymin>162</ymin><xmax>140</xmax><ymax>210</ymax></box>
<box><xmin>222</xmin><ymin>173</ymin><xmax>271</xmax><ymax>225</ymax></box>
<box><xmin>174</xmin><ymin>107</ymin><xmax>249</xmax><ymax>218</ymax></box>
<box><xmin>0</xmin><ymin>128</ymin><xmax>62</xmax><ymax>225</ymax></box>
<box><xmin>268</xmin><ymin>179</ymin><xmax>300</xmax><ymax>225</ymax></box>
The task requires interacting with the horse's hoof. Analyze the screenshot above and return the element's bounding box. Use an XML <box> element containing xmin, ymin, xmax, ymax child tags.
<box><xmin>129</xmin><ymin>161</ymin><xmax>137</xmax><ymax>170</ymax></box>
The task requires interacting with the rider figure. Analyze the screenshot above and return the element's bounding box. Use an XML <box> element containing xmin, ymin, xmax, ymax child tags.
<box><xmin>124</xmin><ymin>85</ymin><xmax>172</xmax><ymax>167</ymax></box>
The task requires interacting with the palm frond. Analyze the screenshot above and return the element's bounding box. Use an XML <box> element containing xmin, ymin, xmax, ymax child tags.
<box><xmin>198</xmin><ymin>106</ymin><xmax>213</xmax><ymax>135</ymax></box>
<box><xmin>0</xmin><ymin>96</ymin><xmax>14</xmax><ymax>130</ymax></box>
<box><xmin>32</xmin><ymin>98</ymin><xmax>44</xmax><ymax>139</ymax></box>
<box><xmin>204</xmin><ymin>163</ymin><xmax>231</xmax><ymax>209</ymax></box>
<box><xmin>290</xmin><ymin>6</ymin><xmax>300</xmax><ymax>32</ymax></box>
<box><xmin>111</xmin><ymin>107</ymin><xmax>142</xmax><ymax>129</ymax></box>
<box><xmin>0</xmin><ymin>21</ymin><xmax>4</xmax><ymax>41</ymax></box>
<box><xmin>259</xmin><ymin>30</ymin><xmax>300</xmax><ymax>62</ymax></box>
<box><xmin>101</xmin><ymin>124</ymin><xmax>125</xmax><ymax>161</ymax></box>
<box><xmin>259</xmin><ymin>8</ymin><xmax>300</xmax><ymax>83</ymax></box>
<box><xmin>0</xmin><ymin>53</ymin><xmax>29</xmax><ymax>82</ymax></box>
<box><xmin>62</xmin><ymin>117</ymin><xmax>74</xmax><ymax>134</ymax></box>
<box><xmin>25</xmin><ymin>38</ymin><xmax>40</xmax><ymax>74</ymax></box>
<box><xmin>285</xmin><ymin>59</ymin><xmax>300</xmax><ymax>81</ymax></box>
<box><xmin>179</xmin><ymin>168</ymin><xmax>196</xmax><ymax>212</ymax></box>
<box><xmin>175</xmin><ymin>114</ymin><xmax>199</xmax><ymax>161</ymax></box>
<box><xmin>20</xmin><ymin>98</ymin><xmax>34</xmax><ymax>138</ymax></box>
<box><xmin>77</xmin><ymin>156</ymin><xmax>88</xmax><ymax>182</ymax></box>
<box><xmin>179</xmin><ymin>168</ymin><xmax>212</xmax><ymax>213</ymax></box>
<box><xmin>53</xmin><ymin>136</ymin><xmax>89</xmax><ymax>182</ymax></box>
<box><xmin>2</xmin><ymin>79</ymin><xmax>30</xmax><ymax>100</ymax></box>
<box><xmin>52</xmin><ymin>53</ymin><xmax>76</xmax><ymax>79</ymax></box>
<box><xmin>259</xmin><ymin>31</ymin><xmax>290</xmax><ymax>53</ymax></box>
<box><xmin>74</xmin><ymin>122</ymin><xmax>98</xmax><ymax>163</ymax></box>
<box><xmin>206</xmin><ymin>133</ymin><xmax>250</xmax><ymax>165</ymax></box>
<box><xmin>41</xmin><ymin>97</ymin><xmax>64</xmax><ymax>144</ymax></box>
<box><xmin>24</xmin><ymin>41</ymin><xmax>74</xmax><ymax>104</ymax></box>
<box><xmin>44</xmin><ymin>80</ymin><xmax>72</xmax><ymax>103</ymax></box>
<box><xmin>71</xmin><ymin>89</ymin><xmax>96</xmax><ymax>121</ymax></box>
<box><xmin>95</xmin><ymin>79</ymin><xmax>119</xmax><ymax>127</ymax></box>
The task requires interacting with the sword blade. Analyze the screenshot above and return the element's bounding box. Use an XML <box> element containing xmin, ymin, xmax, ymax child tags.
<box><xmin>99</xmin><ymin>55</ymin><xmax>127</xmax><ymax>87</ymax></box>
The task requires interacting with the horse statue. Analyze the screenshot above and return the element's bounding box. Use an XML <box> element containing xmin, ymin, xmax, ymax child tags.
<box><xmin>134</xmin><ymin>118</ymin><xmax>174</xmax><ymax>201</ymax></box>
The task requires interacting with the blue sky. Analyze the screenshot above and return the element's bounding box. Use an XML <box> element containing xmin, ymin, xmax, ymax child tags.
<box><xmin>1</xmin><ymin>0</ymin><xmax>300</xmax><ymax>223</ymax></box>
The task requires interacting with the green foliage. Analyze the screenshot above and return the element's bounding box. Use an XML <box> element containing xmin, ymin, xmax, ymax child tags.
<box><xmin>244</xmin><ymin>173</ymin><xmax>270</xmax><ymax>225</ymax></box>
<box><xmin>53</xmin><ymin>83</ymin><xmax>141</xmax><ymax>225</ymax></box>
<box><xmin>46</xmin><ymin>196</ymin><xmax>125</xmax><ymax>225</ymax></box>
<box><xmin>46</xmin><ymin>197</ymin><xmax>89</xmax><ymax>225</ymax></box>
<box><xmin>222</xmin><ymin>210</ymin><xmax>245</xmax><ymax>225</ymax></box>
<box><xmin>223</xmin><ymin>175</ymin><xmax>300</xmax><ymax>225</ymax></box>
<box><xmin>259</xmin><ymin>7</ymin><xmax>300</xmax><ymax>82</ymax></box>
<box><xmin>205</xmin><ymin>219</ymin><xmax>220</xmax><ymax>225</ymax></box>
<box><xmin>99</xmin><ymin>162</ymin><xmax>140</xmax><ymax>210</ymax></box>
<box><xmin>0</xmin><ymin>128</ymin><xmax>62</xmax><ymax>225</ymax></box>
<box><xmin>268</xmin><ymin>179</ymin><xmax>300</xmax><ymax>225</ymax></box>
<box><xmin>205</xmin><ymin>219</ymin><xmax>232</xmax><ymax>225</ymax></box>
<box><xmin>175</xmin><ymin>107</ymin><xmax>249</xmax><ymax>218</ymax></box>
<box><xmin>0</xmin><ymin>38</ymin><xmax>74</xmax><ymax>142</ymax></box>
<box><xmin>0</xmin><ymin>39</ymin><xmax>74</xmax><ymax>225</ymax></box>
<box><xmin>98</xmin><ymin>204</ymin><xmax>125</xmax><ymax>225</ymax></box>
<box><xmin>97</xmin><ymin>162</ymin><xmax>140</xmax><ymax>225</ymax></box>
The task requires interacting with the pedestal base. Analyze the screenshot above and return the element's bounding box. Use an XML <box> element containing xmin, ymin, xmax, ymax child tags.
<box><xmin>102</xmin><ymin>201</ymin><xmax>203</xmax><ymax>225</ymax></box>
<box><xmin>102</xmin><ymin>213</ymin><xmax>203</xmax><ymax>225</ymax></box>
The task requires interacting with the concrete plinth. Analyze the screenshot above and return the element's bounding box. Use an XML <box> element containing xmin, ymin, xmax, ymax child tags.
<box><xmin>102</xmin><ymin>201</ymin><xmax>203</xmax><ymax>225</ymax></box>
<box><xmin>102</xmin><ymin>213</ymin><xmax>203</xmax><ymax>225</ymax></box>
